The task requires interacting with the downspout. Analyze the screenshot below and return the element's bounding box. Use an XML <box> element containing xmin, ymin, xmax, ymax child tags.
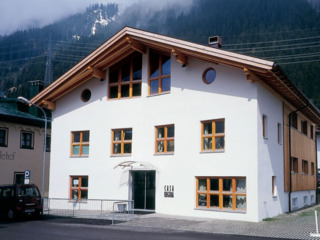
<box><xmin>288</xmin><ymin>104</ymin><xmax>308</xmax><ymax>212</ymax></box>
<box><xmin>316</xmin><ymin>130</ymin><xmax>319</xmax><ymax>204</ymax></box>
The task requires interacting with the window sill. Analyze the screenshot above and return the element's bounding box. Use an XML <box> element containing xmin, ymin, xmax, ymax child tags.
<box><xmin>147</xmin><ymin>91</ymin><xmax>171</xmax><ymax>98</ymax></box>
<box><xmin>68</xmin><ymin>199</ymin><xmax>88</xmax><ymax>203</ymax></box>
<box><xmin>70</xmin><ymin>156</ymin><xmax>89</xmax><ymax>158</ymax></box>
<box><xmin>195</xmin><ymin>207</ymin><xmax>246</xmax><ymax>214</ymax></box>
<box><xmin>154</xmin><ymin>152</ymin><xmax>174</xmax><ymax>156</ymax></box>
<box><xmin>200</xmin><ymin>150</ymin><xmax>225</xmax><ymax>154</ymax></box>
<box><xmin>21</xmin><ymin>147</ymin><xmax>34</xmax><ymax>150</ymax></box>
<box><xmin>110</xmin><ymin>154</ymin><xmax>132</xmax><ymax>157</ymax></box>
<box><xmin>108</xmin><ymin>96</ymin><xmax>141</xmax><ymax>101</ymax></box>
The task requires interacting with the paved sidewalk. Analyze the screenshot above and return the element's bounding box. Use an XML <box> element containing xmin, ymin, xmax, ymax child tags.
<box><xmin>117</xmin><ymin>205</ymin><xmax>320</xmax><ymax>239</ymax></box>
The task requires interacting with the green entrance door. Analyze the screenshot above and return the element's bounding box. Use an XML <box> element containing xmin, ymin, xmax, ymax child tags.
<box><xmin>132</xmin><ymin>171</ymin><xmax>156</xmax><ymax>210</ymax></box>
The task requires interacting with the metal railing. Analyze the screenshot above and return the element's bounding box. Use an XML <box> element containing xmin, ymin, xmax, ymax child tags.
<box><xmin>43</xmin><ymin>198</ymin><xmax>134</xmax><ymax>224</ymax></box>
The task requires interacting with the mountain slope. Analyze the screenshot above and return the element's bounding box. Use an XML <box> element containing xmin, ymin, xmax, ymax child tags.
<box><xmin>1</xmin><ymin>0</ymin><xmax>319</xmax><ymax>108</ymax></box>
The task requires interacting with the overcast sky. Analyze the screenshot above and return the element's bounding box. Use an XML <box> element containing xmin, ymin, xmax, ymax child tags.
<box><xmin>0</xmin><ymin>0</ymin><xmax>192</xmax><ymax>36</ymax></box>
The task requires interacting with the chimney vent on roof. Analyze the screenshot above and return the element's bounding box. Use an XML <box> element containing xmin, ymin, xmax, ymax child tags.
<box><xmin>208</xmin><ymin>36</ymin><xmax>222</xmax><ymax>48</ymax></box>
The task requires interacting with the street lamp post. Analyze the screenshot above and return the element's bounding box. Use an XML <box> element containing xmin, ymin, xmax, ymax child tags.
<box><xmin>18</xmin><ymin>97</ymin><xmax>47</xmax><ymax>199</ymax></box>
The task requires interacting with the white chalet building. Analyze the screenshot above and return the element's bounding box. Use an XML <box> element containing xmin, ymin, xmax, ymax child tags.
<box><xmin>32</xmin><ymin>27</ymin><xmax>320</xmax><ymax>222</ymax></box>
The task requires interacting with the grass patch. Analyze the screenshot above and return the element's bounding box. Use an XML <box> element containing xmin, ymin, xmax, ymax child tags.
<box><xmin>299</xmin><ymin>207</ymin><xmax>320</xmax><ymax>217</ymax></box>
<box><xmin>263</xmin><ymin>217</ymin><xmax>278</xmax><ymax>222</ymax></box>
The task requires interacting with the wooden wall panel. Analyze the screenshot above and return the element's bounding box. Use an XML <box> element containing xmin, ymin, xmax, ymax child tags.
<box><xmin>283</xmin><ymin>104</ymin><xmax>317</xmax><ymax>192</ymax></box>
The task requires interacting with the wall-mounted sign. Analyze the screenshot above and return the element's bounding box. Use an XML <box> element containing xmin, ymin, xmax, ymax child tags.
<box><xmin>164</xmin><ymin>185</ymin><xmax>174</xmax><ymax>198</ymax></box>
<box><xmin>0</xmin><ymin>151</ymin><xmax>15</xmax><ymax>160</ymax></box>
<box><xmin>24</xmin><ymin>170</ymin><xmax>31</xmax><ymax>184</ymax></box>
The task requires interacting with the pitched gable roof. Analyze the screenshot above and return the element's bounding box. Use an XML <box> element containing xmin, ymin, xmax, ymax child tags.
<box><xmin>31</xmin><ymin>27</ymin><xmax>320</xmax><ymax>125</ymax></box>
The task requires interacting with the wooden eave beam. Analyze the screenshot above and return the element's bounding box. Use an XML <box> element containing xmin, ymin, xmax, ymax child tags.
<box><xmin>131</xmin><ymin>37</ymin><xmax>271</xmax><ymax>72</ymax></box>
<box><xmin>88</xmin><ymin>66</ymin><xmax>105</xmax><ymax>79</ymax></box>
<box><xmin>95</xmin><ymin>45</ymin><xmax>134</xmax><ymax>70</ymax></box>
<box><xmin>126</xmin><ymin>37</ymin><xmax>147</xmax><ymax>54</ymax></box>
<box><xmin>97</xmin><ymin>48</ymin><xmax>135</xmax><ymax>71</ymax></box>
<box><xmin>41</xmin><ymin>100</ymin><xmax>55</xmax><ymax>110</ymax></box>
<box><xmin>172</xmin><ymin>49</ymin><xmax>188</xmax><ymax>66</ymax></box>
<box><xmin>243</xmin><ymin>67</ymin><xmax>260</xmax><ymax>83</ymax></box>
<box><xmin>89</xmin><ymin>38</ymin><xmax>129</xmax><ymax>67</ymax></box>
<box><xmin>46</xmin><ymin>69</ymin><xmax>93</xmax><ymax>102</ymax></box>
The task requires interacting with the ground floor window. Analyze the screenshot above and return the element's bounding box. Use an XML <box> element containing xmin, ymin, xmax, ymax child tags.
<box><xmin>70</xmin><ymin>176</ymin><xmax>88</xmax><ymax>200</ymax></box>
<box><xmin>196</xmin><ymin>177</ymin><xmax>246</xmax><ymax>211</ymax></box>
<box><xmin>14</xmin><ymin>172</ymin><xmax>24</xmax><ymax>184</ymax></box>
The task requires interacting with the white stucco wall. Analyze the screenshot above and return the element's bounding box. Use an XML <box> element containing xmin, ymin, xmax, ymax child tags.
<box><xmin>49</xmin><ymin>51</ymin><xmax>285</xmax><ymax>222</ymax></box>
<box><xmin>256</xmin><ymin>83</ymin><xmax>288</xmax><ymax>220</ymax></box>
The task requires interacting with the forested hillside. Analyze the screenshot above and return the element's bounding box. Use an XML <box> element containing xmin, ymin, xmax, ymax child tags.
<box><xmin>0</xmin><ymin>0</ymin><xmax>319</xmax><ymax>108</ymax></box>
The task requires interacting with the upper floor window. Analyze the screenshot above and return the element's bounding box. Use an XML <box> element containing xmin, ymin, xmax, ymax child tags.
<box><xmin>310</xmin><ymin>125</ymin><xmax>314</xmax><ymax>139</ymax></box>
<box><xmin>291</xmin><ymin>157</ymin><xmax>298</xmax><ymax>173</ymax></box>
<box><xmin>111</xmin><ymin>129</ymin><xmax>132</xmax><ymax>155</ymax></box>
<box><xmin>201</xmin><ymin>119</ymin><xmax>225</xmax><ymax>152</ymax></box>
<box><xmin>0</xmin><ymin>128</ymin><xmax>8</xmax><ymax>147</ymax></box>
<box><xmin>277</xmin><ymin>123</ymin><xmax>282</xmax><ymax>144</ymax></box>
<box><xmin>21</xmin><ymin>131</ymin><xmax>34</xmax><ymax>149</ymax></box>
<box><xmin>71</xmin><ymin>131</ymin><xmax>90</xmax><ymax>157</ymax></box>
<box><xmin>149</xmin><ymin>50</ymin><xmax>171</xmax><ymax>95</ymax></box>
<box><xmin>311</xmin><ymin>162</ymin><xmax>315</xmax><ymax>175</ymax></box>
<box><xmin>109</xmin><ymin>53</ymin><xmax>142</xmax><ymax>99</ymax></box>
<box><xmin>291</xmin><ymin>112</ymin><xmax>298</xmax><ymax>129</ymax></box>
<box><xmin>301</xmin><ymin>120</ymin><xmax>308</xmax><ymax>135</ymax></box>
<box><xmin>302</xmin><ymin>160</ymin><xmax>308</xmax><ymax>174</ymax></box>
<box><xmin>155</xmin><ymin>125</ymin><xmax>174</xmax><ymax>154</ymax></box>
<box><xmin>262</xmin><ymin>115</ymin><xmax>268</xmax><ymax>139</ymax></box>
<box><xmin>70</xmin><ymin>176</ymin><xmax>88</xmax><ymax>200</ymax></box>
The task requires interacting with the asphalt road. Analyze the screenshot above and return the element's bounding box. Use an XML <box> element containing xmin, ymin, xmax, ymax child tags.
<box><xmin>0</xmin><ymin>216</ymin><xmax>289</xmax><ymax>240</ymax></box>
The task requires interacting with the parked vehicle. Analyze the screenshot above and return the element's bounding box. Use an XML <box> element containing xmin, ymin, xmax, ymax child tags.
<box><xmin>0</xmin><ymin>184</ymin><xmax>43</xmax><ymax>220</ymax></box>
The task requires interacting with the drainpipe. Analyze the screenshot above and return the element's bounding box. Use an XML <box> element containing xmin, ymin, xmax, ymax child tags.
<box><xmin>288</xmin><ymin>104</ymin><xmax>308</xmax><ymax>212</ymax></box>
<box><xmin>316</xmin><ymin>130</ymin><xmax>319</xmax><ymax>204</ymax></box>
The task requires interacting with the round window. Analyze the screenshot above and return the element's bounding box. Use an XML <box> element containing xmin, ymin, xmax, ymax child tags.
<box><xmin>203</xmin><ymin>68</ymin><xmax>216</xmax><ymax>84</ymax></box>
<box><xmin>81</xmin><ymin>89</ymin><xmax>91</xmax><ymax>102</ymax></box>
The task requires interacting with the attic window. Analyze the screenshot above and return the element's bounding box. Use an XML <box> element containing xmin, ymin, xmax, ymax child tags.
<box><xmin>203</xmin><ymin>68</ymin><xmax>216</xmax><ymax>84</ymax></box>
<box><xmin>81</xmin><ymin>89</ymin><xmax>91</xmax><ymax>102</ymax></box>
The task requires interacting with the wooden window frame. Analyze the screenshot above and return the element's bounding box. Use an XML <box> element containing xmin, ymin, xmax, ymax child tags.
<box><xmin>302</xmin><ymin>160</ymin><xmax>309</xmax><ymax>175</ymax></box>
<box><xmin>291</xmin><ymin>157</ymin><xmax>299</xmax><ymax>173</ymax></box>
<box><xmin>155</xmin><ymin>124</ymin><xmax>174</xmax><ymax>154</ymax></box>
<box><xmin>108</xmin><ymin>53</ymin><xmax>142</xmax><ymax>100</ymax></box>
<box><xmin>148</xmin><ymin>50</ymin><xmax>171</xmax><ymax>95</ymax></box>
<box><xmin>0</xmin><ymin>127</ymin><xmax>8</xmax><ymax>147</ymax></box>
<box><xmin>201</xmin><ymin>119</ymin><xmax>225</xmax><ymax>152</ymax></box>
<box><xmin>291</xmin><ymin>112</ymin><xmax>298</xmax><ymax>130</ymax></box>
<box><xmin>71</xmin><ymin>131</ymin><xmax>90</xmax><ymax>157</ymax></box>
<box><xmin>311</xmin><ymin>162</ymin><xmax>315</xmax><ymax>175</ymax></box>
<box><xmin>301</xmin><ymin>120</ymin><xmax>308</xmax><ymax>135</ymax></box>
<box><xmin>272</xmin><ymin>176</ymin><xmax>276</xmax><ymax>197</ymax></box>
<box><xmin>111</xmin><ymin>128</ymin><xmax>132</xmax><ymax>155</ymax></box>
<box><xmin>20</xmin><ymin>130</ymin><xmax>34</xmax><ymax>149</ymax></box>
<box><xmin>262</xmin><ymin>115</ymin><xmax>268</xmax><ymax>139</ymax></box>
<box><xmin>277</xmin><ymin>123</ymin><xmax>282</xmax><ymax>144</ymax></box>
<box><xmin>196</xmin><ymin>177</ymin><xmax>246</xmax><ymax>211</ymax></box>
<box><xmin>310</xmin><ymin>125</ymin><xmax>314</xmax><ymax>139</ymax></box>
<box><xmin>70</xmin><ymin>176</ymin><xmax>88</xmax><ymax>200</ymax></box>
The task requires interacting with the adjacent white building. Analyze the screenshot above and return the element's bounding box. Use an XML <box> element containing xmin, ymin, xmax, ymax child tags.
<box><xmin>32</xmin><ymin>27</ymin><xmax>320</xmax><ymax>222</ymax></box>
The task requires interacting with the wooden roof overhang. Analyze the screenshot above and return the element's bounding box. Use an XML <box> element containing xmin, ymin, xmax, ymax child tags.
<box><xmin>31</xmin><ymin>27</ymin><xmax>320</xmax><ymax>125</ymax></box>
